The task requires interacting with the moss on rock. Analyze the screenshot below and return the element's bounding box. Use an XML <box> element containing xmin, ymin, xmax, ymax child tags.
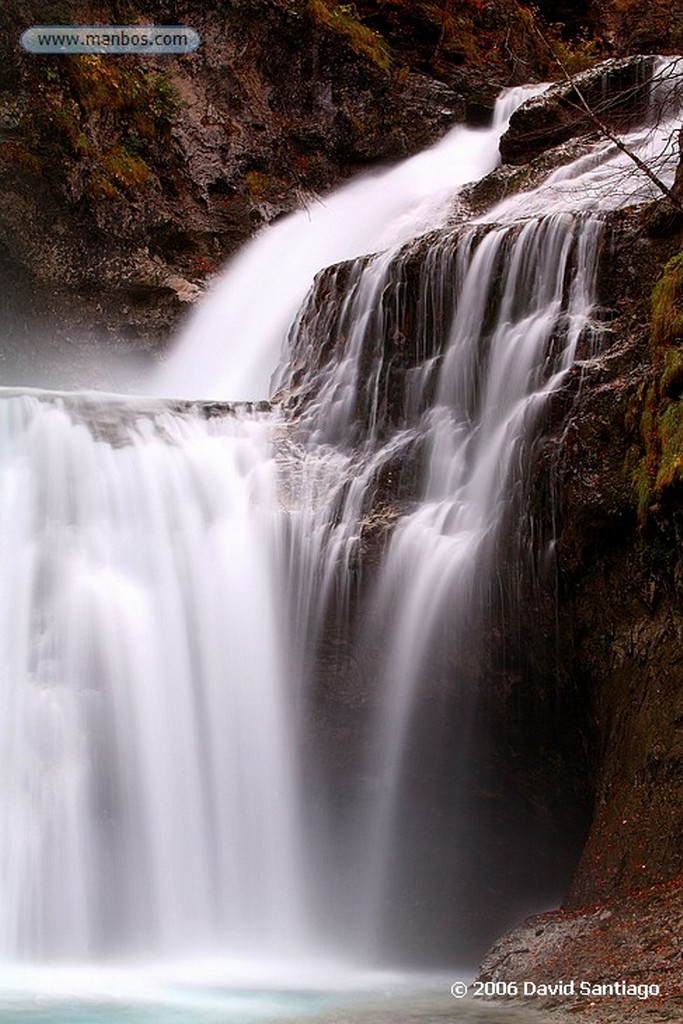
<box><xmin>636</xmin><ymin>250</ymin><xmax>683</xmax><ymax>520</ymax></box>
<box><xmin>309</xmin><ymin>0</ymin><xmax>391</xmax><ymax>69</ymax></box>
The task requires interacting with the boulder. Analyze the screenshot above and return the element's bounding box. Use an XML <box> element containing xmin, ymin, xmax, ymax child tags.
<box><xmin>478</xmin><ymin>877</ymin><xmax>683</xmax><ymax>1024</ymax></box>
<box><xmin>500</xmin><ymin>55</ymin><xmax>656</xmax><ymax>164</ymax></box>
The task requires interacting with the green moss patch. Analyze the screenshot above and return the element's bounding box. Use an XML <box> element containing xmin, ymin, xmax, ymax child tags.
<box><xmin>652</xmin><ymin>252</ymin><xmax>683</xmax><ymax>349</ymax></box>
<box><xmin>635</xmin><ymin>251</ymin><xmax>683</xmax><ymax>520</ymax></box>
<box><xmin>309</xmin><ymin>1</ymin><xmax>391</xmax><ymax>69</ymax></box>
<box><xmin>15</xmin><ymin>54</ymin><xmax>178</xmax><ymax>185</ymax></box>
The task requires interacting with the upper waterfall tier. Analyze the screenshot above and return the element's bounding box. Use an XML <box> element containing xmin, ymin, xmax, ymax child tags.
<box><xmin>150</xmin><ymin>86</ymin><xmax>545</xmax><ymax>403</ymax></box>
<box><xmin>273</xmin><ymin>213</ymin><xmax>603</xmax><ymax>449</ymax></box>
<box><xmin>151</xmin><ymin>56</ymin><xmax>681</xmax><ymax>406</ymax></box>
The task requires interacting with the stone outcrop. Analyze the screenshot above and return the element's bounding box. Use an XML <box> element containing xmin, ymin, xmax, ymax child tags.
<box><xmin>468</xmin><ymin>68</ymin><xmax>683</xmax><ymax>1023</ymax></box>
<box><xmin>478</xmin><ymin>877</ymin><xmax>683</xmax><ymax>1023</ymax></box>
<box><xmin>499</xmin><ymin>55</ymin><xmax>656</xmax><ymax>164</ymax></box>
<box><xmin>531</xmin><ymin>204</ymin><xmax>683</xmax><ymax>910</ymax></box>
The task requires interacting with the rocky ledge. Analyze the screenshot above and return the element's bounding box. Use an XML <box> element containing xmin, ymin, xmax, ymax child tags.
<box><xmin>478</xmin><ymin>876</ymin><xmax>683</xmax><ymax>1024</ymax></box>
<box><xmin>499</xmin><ymin>54</ymin><xmax>659</xmax><ymax>164</ymax></box>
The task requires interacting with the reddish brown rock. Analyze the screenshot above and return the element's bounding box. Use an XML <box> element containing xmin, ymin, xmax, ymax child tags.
<box><xmin>478</xmin><ymin>876</ymin><xmax>683</xmax><ymax>1023</ymax></box>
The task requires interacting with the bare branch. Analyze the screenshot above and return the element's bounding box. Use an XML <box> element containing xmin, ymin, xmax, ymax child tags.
<box><xmin>532</xmin><ymin>28</ymin><xmax>683</xmax><ymax>211</ymax></box>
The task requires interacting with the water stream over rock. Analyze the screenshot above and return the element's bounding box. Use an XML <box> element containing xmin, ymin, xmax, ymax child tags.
<box><xmin>0</xmin><ymin>55</ymin><xmax>681</xmax><ymax>1021</ymax></box>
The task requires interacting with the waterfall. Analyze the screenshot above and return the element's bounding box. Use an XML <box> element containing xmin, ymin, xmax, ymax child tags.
<box><xmin>0</xmin><ymin>56</ymin><xmax>681</xmax><ymax>999</ymax></box>
<box><xmin>0</xmin><ymin>396</ymin><xmax>303</xmax><ymax>960</ymax></box>
<box><xmin>263</xmin><ymin>56</ymin><xmax>682</xmax><ymax>961</ymax></box>
<box><xmin>355</xmin><ymin>213</ymin><xmax>602</xmax><ymax>955</ymax></box>
<box><xmin>269</xmin><ymin>211</ymin><xmax>603</xmax><ymax>961</ymax></box>
<box><xmin>152</xmin><ymin>86</ymin><xmax>546</xmax><ymax>402</ymax></box>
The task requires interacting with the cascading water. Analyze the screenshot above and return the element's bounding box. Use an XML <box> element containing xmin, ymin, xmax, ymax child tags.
<box><xmin>271</xmin><ymin>211</ymin><xmax>604</xmax><ymax>961</ymax></box>
<box><xmin>0</xmin><ymin>55</ymin><xmax>681</xmax><ymax>1021</ymax></box>
<box><xmin>0</xmin><ymin>396</ymin><xmax>303</xmax><ymax>961</ymax></box>
<box><xmin>353</xmin><ymin>213</ymin><xmax>603</xmax><ymax>956</ymax></box>
<box><xmin>152</xmin><ymin>86</ymin><xmax>545</xmax><ymax>402</ymax></box>
<box><xmin>266</xmin><ymin>54</ymin><xmax>683</xmax><ymax>961</ymax></box>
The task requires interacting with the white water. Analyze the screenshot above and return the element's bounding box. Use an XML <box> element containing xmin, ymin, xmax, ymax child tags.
<box><xmin>0</xmin><ymin>397</ymin><xmax>302</xmax><ymax>960</ymax></box>
<box><xmin>257</xmin><ymin>55</ymin><xmax>683</xmax><ymax>956</ymax></box>
<box><xmin>3</xmin><ymin>84</ymin><xmax>553</xmax><ymax>979</ymax></box>
<box><xmin>355</xmin><ymin>213</ymin><xmax>602</xmax><ymax>948</ymax></box>
<box><xmin>0</xmin><ymin>57</ymin><xmax>682</xmax><ymax>1021</ymax></box>
<box><xmin>152</xmin><ymin>87</ymin><xmax>545</xmax><ymax>402</ymax></box>
<box><xmin>485</xmin><ymin>56</ymin><xmax>683</xmax><ymax>222</ymax></box>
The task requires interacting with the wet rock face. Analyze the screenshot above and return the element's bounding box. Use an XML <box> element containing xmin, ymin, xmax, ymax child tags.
<box><xmin>470</xmin><ymin>200</ymin><xmax>683</xmax><ymax>1006</ymax></box>
<box><xmin>541</xmin><ymin>207</ymin><xmax>683</xmax><ymax>907</ymax></box>
<box><xmin>275</xmin><ymin>231</ymin><xmax>462</xmax><ymax>443</ymax></box>
<box><xmin>281</xmin><ymin>187</ymin><xmax>683</xmax><ymax>927</ymax></box>
<box><xmin>499</xmin><ymin>55</ymin><xmax>656</xmax><ymax>164</ymax></box>
<box><xmin>288</xmin><ymin>194</ymin><xmax>683</xmax><ymax>969</ymax></box>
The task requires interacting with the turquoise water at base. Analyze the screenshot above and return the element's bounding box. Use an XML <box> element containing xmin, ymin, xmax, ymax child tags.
<box><xmin>0</xmin><ymin>995</ymin><xmax>545</xmax><ymax>1024</ymax></box>
<box><xmin>0</xmin><ymin>988</ymin><xmax>392</xmax><ymax>1024</ymax></box>
<box><xmin>0</xmin><ymin>968</ymin><xmax>550</xmax><ymax>1024</ymax></box>
<box><xmin>0</xmin><ymin>987</ymin><xmax>555</xmax><ymax>1024</ymax></box>
<box><xmin>0</xmin><ymin>966</ymin><xmax>448</xmax><ymax>1024</ymax></box>
<box><xmin>0</xmin><ymin>991</ymin><xmax>331</xmax><ymax>1023</ymax></box>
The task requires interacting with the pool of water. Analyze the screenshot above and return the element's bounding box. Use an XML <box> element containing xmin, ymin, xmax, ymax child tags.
<box><xmin>0</xmin><ymin>962</ymin><xmax>551</xmax><ymax>1024</ymax></box>
<box><xmin>0</xmin><ymin>991</ymin><xmax>330</xmax><ymax>1023</ymax></box>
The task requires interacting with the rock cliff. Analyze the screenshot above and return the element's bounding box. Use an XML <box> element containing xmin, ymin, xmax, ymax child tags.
<box><xmin>477</xmin><ymin>75</ymin><xmax>683</xmax><ymax>1020</ymax></box>
<box><xmin>0</xmin><ymin>0</ymin><xmax>555</xmax><ymax>381</ymax></box>
<box><xmin>276</xmin><ymin>59</ymin><xmax>683</xmax><ymax>1000</ymax></box>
